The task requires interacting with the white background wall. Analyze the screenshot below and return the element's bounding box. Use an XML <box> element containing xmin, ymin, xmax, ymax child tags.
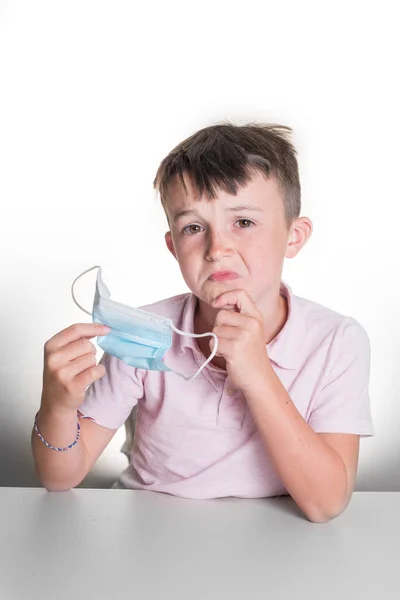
<box><xmin>1</xmin><ymin>0</ymin><xmax>399</xmax><ymax>490</ymax></box>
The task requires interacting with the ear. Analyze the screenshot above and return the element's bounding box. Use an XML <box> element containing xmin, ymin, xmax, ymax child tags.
<box><xmin>285</xmin><ymin>217</ymin><xmax>313</xmax><ymax>259</ymax></box>
<box><xmin>165</xmin><ymin>231</ymin><xmax>177</xmax><ymax>260</ymax></box>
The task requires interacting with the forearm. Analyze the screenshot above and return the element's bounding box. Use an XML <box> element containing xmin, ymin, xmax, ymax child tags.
<box><xmin>31</xmin><ymin>406</ymin><xmax>88</xmax><ymax>491</ymax></box>
<box><xmin>245</xmin><ymin>366</ymin><xmax>350</xmax><ymax>522</ymax></box>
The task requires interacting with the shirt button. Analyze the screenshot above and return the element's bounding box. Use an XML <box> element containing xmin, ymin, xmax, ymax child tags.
<box><xmin>227</xmin><ymin>386</ymin><xmax>236</xmax><ymax>396</ymax></box>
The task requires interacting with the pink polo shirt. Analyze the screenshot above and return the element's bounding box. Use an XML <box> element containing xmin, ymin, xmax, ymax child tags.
<box><xmin>78</xmin><ymin>281</ymin><xmax>374</xmax><ymax>499</ymax></box>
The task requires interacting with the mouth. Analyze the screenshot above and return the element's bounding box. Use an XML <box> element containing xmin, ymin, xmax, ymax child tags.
<box><xmin>208</xmin><ymin>271</ymin><xmax>240</xmax><ymax>283</ymax></box>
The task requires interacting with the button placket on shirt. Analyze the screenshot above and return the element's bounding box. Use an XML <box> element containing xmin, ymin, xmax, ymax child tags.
<box><xmin>185</xmin><ymin>342</ymin><xmax>245</xmax><ymax>429</ymax></box>
<box><xmin>217</xmin><ymin>379</ymin><xmax>245</xmax><ymax>429</ymax></box>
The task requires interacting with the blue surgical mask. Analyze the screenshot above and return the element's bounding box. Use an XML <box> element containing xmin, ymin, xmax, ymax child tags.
<box><xmin>71</xmin><ymin>266</ymin><xmax>218</xmax><ymax>381</ymax></box>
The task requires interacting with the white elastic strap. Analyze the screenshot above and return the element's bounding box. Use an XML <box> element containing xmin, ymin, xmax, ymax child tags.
<box><xmin>171</xmin><ymin>323</ymin><xmax>218</xmax><ymax>381</ymax></box>
<box><xmin>71</xmin><ymin>265</ymin><xmax>100</xmax><ymax>316</ymax></box>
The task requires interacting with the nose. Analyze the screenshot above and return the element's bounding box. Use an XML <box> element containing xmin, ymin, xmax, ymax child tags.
<box><xmin>205</xmin><ymin>231</ymin><xmax>233</xmax><ymax>262</ymax></box>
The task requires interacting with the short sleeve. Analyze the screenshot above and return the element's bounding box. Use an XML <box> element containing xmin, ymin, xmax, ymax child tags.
<box><xmin>78</xmin><ymin>352</ymin><xmax>145</xmax><ymax>430</ymax></box>
<box><xmin>308</xmin><ymin>318</ymin><xmax>374</xmax><ymax>437</ymax></box>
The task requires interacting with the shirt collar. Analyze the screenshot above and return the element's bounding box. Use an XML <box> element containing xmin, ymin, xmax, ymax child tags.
<box><xmin>266</xmin><ymin>281</ymin><xmax>305</xmax><ymax>370</ymax></box>
<box><xmin>176</xmin><ymin>281</ymin><xmax>304</xmax><ymax>370</ymax></box>
<box><xmin>177</xmin><ymin>294</ymin><xmax>200</xmax><ymax>354</ymax></box>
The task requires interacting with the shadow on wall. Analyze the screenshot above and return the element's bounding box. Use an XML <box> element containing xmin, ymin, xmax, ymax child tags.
<box><xmin>0</xmin><ymin>389</ymin><xmax>129</xmax><ymax>490</ymax></box>
<box><xmin>0</xmin><ymin>426</ymin><xmax>121</xmax><ymax>489</ymax></box>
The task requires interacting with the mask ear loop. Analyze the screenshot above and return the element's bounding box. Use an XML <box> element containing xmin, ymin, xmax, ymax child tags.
<box><xmin>71</xmin><ymin>265</ymin><xmax>100</xmax><ymax>316</ymax></box>
<box><xmin>71</xmin><ymin>266</ymin><xmax>219</xmax><ymax>381</ymax></box>
<box><xmin>170</xmin><ymin>324</ymin><xmax>219</xmax><ymax>381</ymax></box>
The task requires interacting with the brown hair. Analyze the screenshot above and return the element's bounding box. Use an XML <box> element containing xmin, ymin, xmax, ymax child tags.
<box><xmin>153</xmin><ymin>122</ymin><xmax>301</xmax><ymax>226</ymax></box>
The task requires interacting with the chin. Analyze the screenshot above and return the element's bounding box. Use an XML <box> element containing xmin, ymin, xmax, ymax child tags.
<box><xmin>198</xmin><ymin>282</ymin><xmax>239</xmax><ymax>307</ymax></box>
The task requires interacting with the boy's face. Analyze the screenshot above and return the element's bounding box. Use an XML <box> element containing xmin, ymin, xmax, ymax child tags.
<box><xmin>164</xmin><ymin>171</ymin><xmax>311</xmax><ymax>309</ymax></box>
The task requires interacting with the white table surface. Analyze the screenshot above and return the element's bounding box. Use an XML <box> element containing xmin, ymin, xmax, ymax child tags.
<box><xmin>0</xmin><ymin>488</ymin><xmax>398</xmax><ymax>599</ymax></box>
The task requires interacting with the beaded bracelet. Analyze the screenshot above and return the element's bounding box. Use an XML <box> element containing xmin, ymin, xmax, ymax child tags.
<box><xmin>34</xmin><ymin>412</ymin><xmax>81</xmax><ymax>452</ymax></box>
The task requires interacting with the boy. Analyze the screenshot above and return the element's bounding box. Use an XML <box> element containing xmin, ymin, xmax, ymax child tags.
<box><xmin>32</xmin><ymin>123</ymin><xmax>373</xmax><ymax>522</ymax></box>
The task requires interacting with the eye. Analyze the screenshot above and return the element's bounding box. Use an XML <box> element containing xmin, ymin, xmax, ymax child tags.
<box><xmin>236</xmin><ymin>219</ymin><xmax>254</xmax><ymax>229</ymax></box>
<box><xmin>182</xmin><ymin>224</ymin><xmax>204</xmax><ymax>235</ymax></box>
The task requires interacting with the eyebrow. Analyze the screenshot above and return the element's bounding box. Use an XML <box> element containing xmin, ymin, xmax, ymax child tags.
<box><xmin>226</xmin><ymin>205</ymin><xmax>264</xmax><ymax>213</ymax></box>
<box><xmin>172</xmin><ymin>205</ymin><xmax>263</xmax><ymax>223</ymax></box>
<box><xmin>172</xmin><ymin>209</ymin><xmax>199</xmax><ymax>223</ymax></box>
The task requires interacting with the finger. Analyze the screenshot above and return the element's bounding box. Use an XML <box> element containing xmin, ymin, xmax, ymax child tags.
<box><xmin>212</xmin><ymin>289</ymin><xmax>261</xmax><ymax>318</ymax></box>
<box><xmin>209</xmin><ymin>336</ymin><xmax>236</xmax><ymax>359</ymax></box>
<box><xmin>46</xmin><ymin>339</ymin><xmax>97</xmax><ymax>372</ymax></box>
<box><xmin>212</xmin><ymin>325</ymin><xmax>242</xmax><ymax>340</ymax></box>
<box><xmin>45</xmin><ymin>323</ymin><xmax>110</xmax><ymax>353</ymax></box>
<box><xmin>73</xmin><ymin>363</ymin><xmax>106</xmax><ymax>391</ymax></box>
<box><xmin>57</xmin><ymin>353</ymin><xmax>98</xmax><ymax>382</ymax></box>
<box><xmin>214</xmin><ymin>309</ymin><xmax>246</xmax><ymax>328</ymax></box>
<box><xmin>209</xmin><ymin>326</ymin><xmax>240</xmax><ymax>355</ymax></box>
